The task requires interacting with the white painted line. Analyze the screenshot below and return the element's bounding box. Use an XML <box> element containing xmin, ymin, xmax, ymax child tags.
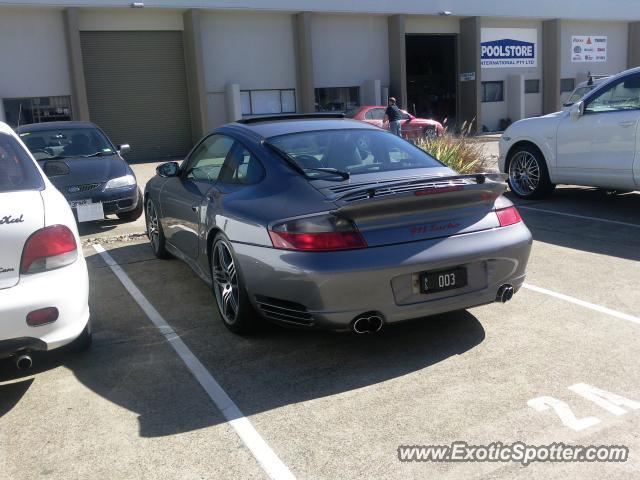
<box><xmin>93</xmin><ymin>244</ymin><xmax>295</xmax><ymax>480</ymax></box>
<box><xmin>523</xmin><ymin>283</ymin><xmax>640</xmax><ymax>326</ymax></box>
<box><xmin>518</xmin><ymin>205</ymin><xmax>640</xmax><ymax>229</ymax></box>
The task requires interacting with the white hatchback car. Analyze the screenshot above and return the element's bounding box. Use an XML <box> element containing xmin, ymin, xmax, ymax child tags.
<box><xmin>500</xmin><ymin>67</ymin><xmax>640</xmax><ymax>198</ymax></box>
<box><xmin>0</xmin><ymin>122</ymin><xmax>90</xmax><ymax>369</ymax></box>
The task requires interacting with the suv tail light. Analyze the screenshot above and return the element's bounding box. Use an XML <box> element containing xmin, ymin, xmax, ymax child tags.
<box><xmin>269</xmin><ymin>214</ymin><xmax>367</xmax><ymax>251</ymax></box>
<box><xmin>495</xmin><ymin>206</ymin><xmax>523</xmax><ymax>227</ymax></box>
<box><xmin>20</xmin><ymin>225</ymin><xmax>78</xmax><ymax>274</ymax></box>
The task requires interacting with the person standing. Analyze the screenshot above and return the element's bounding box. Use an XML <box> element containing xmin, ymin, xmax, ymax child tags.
<box><xmin>383</xmin><ymin>97</ymin><xmax>402</xmax><ymax>137</ymax></box>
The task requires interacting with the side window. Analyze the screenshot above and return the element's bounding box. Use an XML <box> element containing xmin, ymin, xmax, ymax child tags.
<box><xmin>219</xmin><ymin>144</ymin><xmax>265</xmax><ymax>185</ymax></box>
<box><xmin>186</xmin><ymin>135</ymin><xmax>234</xmax><ymax>182</ymax></box>
<box><xmin>372</xmin><ymin>108</ymin><xmax>386</xmax><ymax>120</ymax></box>
<box><xmin>364</xmin><ymin>109</ymin><xmax>375</xmax><ymax>120</ymax></box>
<box><xmin>585</xmin><ymin>74</ymin><xmax>640</xmax><ymax>113</ymax></box>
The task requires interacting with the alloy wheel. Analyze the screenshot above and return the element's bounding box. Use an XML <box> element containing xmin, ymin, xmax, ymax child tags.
<box><xmin>146</xmin><ymin>200</ymin><xmax>159</xmax><ymax>252</ymax></box>
<box><xmin>212</xmin><ymin>241</ymin><xmax>240</xmax><ymax>325</ymax></box>
<box><xmin>509</xmin><ymin>151</ymin><xmax>541</xmax><ymax>197</ymax></box>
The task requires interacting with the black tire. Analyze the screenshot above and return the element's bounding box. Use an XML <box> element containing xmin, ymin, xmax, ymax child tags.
<box><xmin>145</xmin><ymin>197</ymin><xmax>170</xmax><ymax>259</ymax></box>
<box><xmin>506</xmin><ymin>144</ymin><xmax>555</xmax><ymax>199</ymax></box>
<box><xmin>211</xmin><ymin>233</ymin><xmax>262</xmax><ymax>335</ymax></box>
<box><xmin>70</xmin><ymin>320</ymin><xmax>92</xmax><ymax>352</ymax></box>
<box><xmin>117</xmin><ymin>189</ymin><xmax>144</xmax><ymax>222</ymax></box>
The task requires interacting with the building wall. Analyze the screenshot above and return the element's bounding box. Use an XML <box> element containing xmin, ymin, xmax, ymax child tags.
<box><xmin>2</xmin><ymin>0</ymin><xmax>640</xmax><ymax>21</ymax></box>
<box><xmin>200</xmin><ymin>11</ymin><xmax>297</xmax><ymax>127</ymax></box>
<box><xmin>77</xmin><ymin>8</ymin><xmax>183</xmax><ymax>30</ymax></box>
<box><xmin>310</xmin><ymin>14</ymin><xmax>390</xmax><ymax>90</ymax></box>
<box><xmin>559</xmin><ymin>20</ymin><xmax>628</xmax><ymax>102</ymax></box>
<box><xmin>480</xmin><ymin>18</ymin><xmax>543</xmax><ymax>132</ymax></box>
<box><xmin>0</xmin><ymin>9</ymin><xmax>71</xmax><ymax>100</ymax></box>
<box><xmin>405</xmin><ymin>16</ymin><xmax>460</xmax><ymax>34</ymax></box>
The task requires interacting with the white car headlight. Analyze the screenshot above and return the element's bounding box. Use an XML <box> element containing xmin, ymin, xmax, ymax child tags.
<box><xmin>104</xmin><ymin>174</ymin><xmax>136</xmax><ymax>190</ymax></box>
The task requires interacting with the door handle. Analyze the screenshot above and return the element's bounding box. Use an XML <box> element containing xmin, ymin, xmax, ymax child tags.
<box><xmin>191</xmin><ymin>205</ymin><xmax>199</xmax><ymax>212</ymax></box>
<box><xmin>618</xmin><ymin>121</ymin><xmax>636</xmax><ymax>127</ymax></box>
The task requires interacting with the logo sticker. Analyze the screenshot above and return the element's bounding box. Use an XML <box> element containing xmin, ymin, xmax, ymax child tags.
<box><xmin>0</xmin><ymin>214</ymin><xmax>24</xmax><ymax>225</ymax></box>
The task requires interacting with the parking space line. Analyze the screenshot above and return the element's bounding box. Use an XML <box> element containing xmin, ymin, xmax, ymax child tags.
<box><xmin>518</xmin><ymin>205</ymin><xmax>640</xmax><ymax>229</ymax></box>
<box><xmin>93</xmin><ymin>245</ymin><xmax>296</xmax><ymax>480</ymax></box>
<box><xmin>523</xmin><ymin>283</ymin><xmax>640</xmax><ymax>326</ymax></box>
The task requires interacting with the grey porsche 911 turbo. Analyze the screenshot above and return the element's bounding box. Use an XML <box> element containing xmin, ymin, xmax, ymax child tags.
<box><xmin>144</xmin><ymin>114</ymin><xmax>532</xmax><ymax>334</ymax></box>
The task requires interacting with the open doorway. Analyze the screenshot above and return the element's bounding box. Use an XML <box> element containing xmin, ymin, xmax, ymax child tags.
<box><xmin>405</xmin><ymin>34</ymin><xmax>457</xmax><ymax>128</ymax></box>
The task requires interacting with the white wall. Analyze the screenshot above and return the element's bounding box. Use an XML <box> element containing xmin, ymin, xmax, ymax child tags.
<box><xmin>405</xmin><ymin>16</ymin><xmax>459</xmax><ymax>34</ymax></box>
<box><xmin>3</xmin><ymin>0</ymin><xmax>640</xmax><ymax>21</ymax></box>
<box><xmin>311</xmin><ymin>14</ymin><xmax>389</xmax><ymax>89</ymax></box>
<box><xmin>78</xmin><ymin>8</ymin><xmax>183</xmax><ymax>30</ymax></box>
<box><xmin>0</xmin><ymin>9</ymin><xmax>71</xmax><ymax>99</ymax></box>
<box><xmin>480</xmin><ymin>18</ymin><xmax>543</xmax><ymax>131</ymax></box>
<box><xmin>200</xmin><ymin>11</ymin><xmax>297</xmax><ymax>127</ymax></box>
<box><xmin>201</xmin><ymin>11</ymin><xmax>297</xmax><ymax>93</ymax></box>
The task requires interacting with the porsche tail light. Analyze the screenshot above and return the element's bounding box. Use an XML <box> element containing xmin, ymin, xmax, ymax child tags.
<box><xmin>269</xmin><ymin>214</ymin><xmax>367</xmax><ymax>251</ymax></box>
<box><xmin>20</xmin><ymin>225</ymin><xmax>78</xmax><ymax>274</ymax></box>
<box><xmin>495</xmin><ymin>206</ymin><xmax>523</xmax><ymax>227</ymax></box>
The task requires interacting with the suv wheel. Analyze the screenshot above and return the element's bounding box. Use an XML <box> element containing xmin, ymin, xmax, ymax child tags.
<box><xmin>507</xmin><ymin>145</ymin><xmax>555</xmax><ymax>199</ymax></box>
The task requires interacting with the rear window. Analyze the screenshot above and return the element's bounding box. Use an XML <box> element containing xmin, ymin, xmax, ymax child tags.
<box><xmin>0</xmin><ymin>133</ymin><xmax>43</xmax><ymax>193</ymax></box>
<box><xmin>268</xmin><ymin>129</ymin><xmax>442</xmax><ymax>178</ymax></box>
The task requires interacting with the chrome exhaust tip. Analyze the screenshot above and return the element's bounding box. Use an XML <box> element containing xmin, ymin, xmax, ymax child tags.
<box><xmin>352</xmin><ymin>313</ymin><xmax>384</xmax><ymax>334</ymax></box>
<box><xmin>496</xmin><ymin>284</ymin><xmax>515</xmax><ymax>303</ymax></box>
<box><xmin>15</xmin><ymin>354</ymin><xmax>33</xmax><ymax>371</ymax></box>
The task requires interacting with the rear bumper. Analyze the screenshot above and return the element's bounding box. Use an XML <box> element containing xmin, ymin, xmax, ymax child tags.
<box><xmin>0</xmin><ymin>257</ymin><xmax>90</xmax><ymax>357</ymax></box>
<box><xmin>233</xmin><ymin>223</ymin><xmax>532</xmax><ymax>329</ymax></box>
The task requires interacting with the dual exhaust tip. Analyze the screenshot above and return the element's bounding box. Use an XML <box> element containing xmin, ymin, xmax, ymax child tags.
<box><xmin>352</xmin><ymin>313</ymin><xmax>384</xmax><ymax>334</ymax></box>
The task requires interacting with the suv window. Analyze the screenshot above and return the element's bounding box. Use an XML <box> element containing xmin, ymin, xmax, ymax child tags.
<box><xmin>219</xmin><ymin>144</ymin><xmax>265</xmax><ymax>185</ymax></box>
<box><xmin>0</xmin><ymin>134</ymin><xmax>44</xmax><ymax>193</ymax></box>
<box><xmin>585</xmin><ymin>74</ymin><xmax>640</xmax><ymax>113</ymax></box>
<box><xmin>186</xmin><ymin>135</ymin><xmax>234</xmax><ymax>182</ymax></box>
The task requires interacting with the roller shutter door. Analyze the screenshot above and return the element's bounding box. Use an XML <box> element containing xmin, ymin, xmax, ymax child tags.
<box><xmin>80</xmin><ymin>31</ymin><xmax>192</xmax><ymax>161</ymax></box>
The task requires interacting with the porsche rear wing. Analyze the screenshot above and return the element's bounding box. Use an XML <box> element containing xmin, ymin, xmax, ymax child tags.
<box><xmin>329</xmin><ymin>173</ymin><xmax>507</xmax><ymax>220</ymax></box>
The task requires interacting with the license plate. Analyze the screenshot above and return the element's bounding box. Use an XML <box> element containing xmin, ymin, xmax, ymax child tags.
<box><xmin>69</xmin><ymin>199</ymin><xmax>90</xmax><ymax>208</ymax></box>
<box><xmin>76</xmin><ymin>202</ymin><xmax>104</xmax><ymax>222</ymax></box>
<box><xmin>420</xmin><ymin>267</ymin><xmax>468</xmax><ymax>294</ymax></box>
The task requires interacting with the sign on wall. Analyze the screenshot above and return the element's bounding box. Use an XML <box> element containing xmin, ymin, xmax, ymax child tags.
<box><xmin>571</xmin><ymin>36</ymin><xmax>607</xmax><ymax>62</ymax></box>
<box><xmin>481</xmin><ymin>28</ymin><xmax>537</xmax><ymax>68</ymax></box>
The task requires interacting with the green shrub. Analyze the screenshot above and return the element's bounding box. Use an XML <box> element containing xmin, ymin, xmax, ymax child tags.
<box><xmin>414</xmin><ymin>122</ymin><xmax>487</xmax><ymax>174</ymax></box>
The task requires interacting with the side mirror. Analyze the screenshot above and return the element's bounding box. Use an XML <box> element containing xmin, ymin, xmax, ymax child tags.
<box><xmin>42</xmin><ymin>160</ymin><xmax>70</xmax><ymax>177</ymax></box>
<box><xmin>570</xmin><ymin>101</ymin><xmax>585</xmax><ymax>120</ymax></box>
<box><xmin>118</xmin><ymin>144</ymin><xmax>131</xmax><ymax>155</ymax></box>
<box><xmin>156</xmin><ymin>161</ymin><xmax>180</xmax><ymax>178</ymax></box>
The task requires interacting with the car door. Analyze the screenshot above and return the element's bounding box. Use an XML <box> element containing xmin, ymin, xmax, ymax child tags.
<box><xmin>399</xmin><ymin>111</ymin><xmax>421</xmax><ymax>138</ymax></box>
<box><xmin>160</xmin><ymin>134</ymin><xmax>234</xmax><ymax>258</ymax></box>
<box><xmin>556</xmin><ymin>72</ymin><xmax>640</xmax><ymax>189</ymax></box>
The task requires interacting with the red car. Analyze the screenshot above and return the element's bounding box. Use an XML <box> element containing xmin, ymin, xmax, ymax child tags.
<box><xmin>349</xmin><ymin>106</ymin><xmax>444</xmax><ymax>139</ymax></box>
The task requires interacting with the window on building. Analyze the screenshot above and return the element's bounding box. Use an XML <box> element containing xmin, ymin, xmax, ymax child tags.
<box><xmin>525</xmin><ymin>79</ymin><xmax>540</xmax><ymax>94</ymax></box>
<box><xmin>481</xmin><ymin>81</ymin><xmax>504</xmax><ymax>103</ymax></box>
<box><xmin>240</xmin><ymin>89</ymin><xmax>296</xmax><ymax>116</ymax></box>
<box><xmin>314</xmin><ymin>87</ymin><xmax>360</xmax><ymax>112</ymax></box>
<box><xmin>560</xmin><ymin>78</ymin><xmax>576</xmax><ymax>93</ymax></box>
<box><xmin>2</xmin><ymin>96</ymin><xmax>72</xmax><ymax>128</ymax></box>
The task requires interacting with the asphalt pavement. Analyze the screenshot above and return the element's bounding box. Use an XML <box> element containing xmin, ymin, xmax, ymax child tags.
<box><xmin>2</xmin><ymin>141</ymin><xmax>639</xmax><ymax>480</ymax></box>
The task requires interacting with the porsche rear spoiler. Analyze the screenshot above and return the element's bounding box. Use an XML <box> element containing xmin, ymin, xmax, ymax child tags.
<box><xmin>330</xmin><ymin>173</ymin><xmax>507</xmax><ymax>219</ymax></box>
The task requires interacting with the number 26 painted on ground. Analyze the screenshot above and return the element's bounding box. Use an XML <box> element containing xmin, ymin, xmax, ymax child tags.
<box><xmin>528</xmin><ymin>383</ymin><xmax>640</xmax><ymax>431</ymax></box>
